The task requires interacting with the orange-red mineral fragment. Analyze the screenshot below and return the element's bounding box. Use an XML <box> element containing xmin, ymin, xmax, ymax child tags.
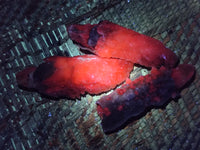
<box><xmin>68</xmin><ymin>20</ymin><xmax>178</xmax><ymax>68</ymax></box>
<box><xmin>16</xmin><ymin>55</ymin><xmax>133</xmax><ymax>99</ymax></box>
<box><xmin>96</xmin><ymin>64</ymin><xmax>195</xmax><ymax>133</ymax></box>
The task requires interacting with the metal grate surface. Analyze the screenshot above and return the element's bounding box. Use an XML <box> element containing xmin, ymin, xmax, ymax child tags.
<box><xmin>0</xmin><ymin>0</ymin><xmax>200</xmax><ymax>149</ymax></box>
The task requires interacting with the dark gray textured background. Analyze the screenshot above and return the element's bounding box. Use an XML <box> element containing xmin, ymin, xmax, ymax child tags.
<box><xmin>0</xmin><ymin>0</ymin><xmax>200</xmax><ymax>149</ymax></box>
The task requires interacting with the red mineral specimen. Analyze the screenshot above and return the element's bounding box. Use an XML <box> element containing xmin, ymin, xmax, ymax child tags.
<box><xmin>68</xmin><ymin>20</ymin><xmax>178</xmax><ymax>68</ymax></box>
<box><xmin>16</xmin><ymin>55</ymin><xmax>133</xmax><ymax>99</ymax></box>
<box><xmin>96</xmin><ymin>64</ymin><xmax>195</xmax><ymax>133</ymax></box>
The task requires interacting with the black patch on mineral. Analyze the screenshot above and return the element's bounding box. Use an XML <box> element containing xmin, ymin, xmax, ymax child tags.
<box><xmin>88</xmin><ymin>25</ymin><xmax>100</xmax><ymax>48</ymax></box>
<box><xmin>33</xmin><ymin>62</ymin><xmax>55</xmax><ymax>82</ymax></box>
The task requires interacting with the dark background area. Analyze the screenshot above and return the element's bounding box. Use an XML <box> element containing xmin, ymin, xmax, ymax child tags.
<box><xmin>0</xmin><ymin>0</ymin><xmax>200</xmax><ymax>149</ymax></box>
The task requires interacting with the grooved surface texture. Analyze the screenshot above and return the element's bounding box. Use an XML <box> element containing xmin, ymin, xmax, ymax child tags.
<box><xmin>0</xmin><ymin>0</ymin><xmax>200</xmax><ymax>149</ymax></box>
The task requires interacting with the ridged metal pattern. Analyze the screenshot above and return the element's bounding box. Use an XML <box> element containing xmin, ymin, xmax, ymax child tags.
<box><xmin>0</xmin><ymin>0</ymin><xmax>200</xmax><ymax>149</ymax></box>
